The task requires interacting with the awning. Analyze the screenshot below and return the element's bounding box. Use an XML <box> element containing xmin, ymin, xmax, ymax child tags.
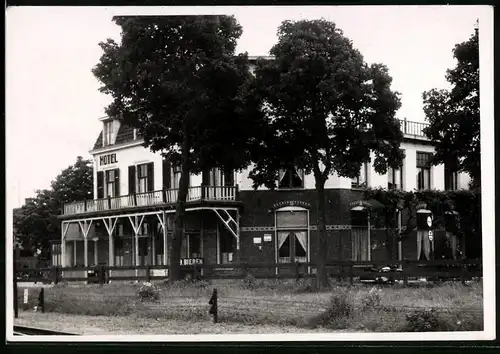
<box><xmin>349</xmin><ymin>199</ymin><xmax>385</xmax><ymax>211</ymax></box>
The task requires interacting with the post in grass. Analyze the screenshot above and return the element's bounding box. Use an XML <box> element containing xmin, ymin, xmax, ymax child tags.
<box><xmin>208</xmin><ymin>288</ymin><xmax>218</xmax><ymax>323</ymax></box>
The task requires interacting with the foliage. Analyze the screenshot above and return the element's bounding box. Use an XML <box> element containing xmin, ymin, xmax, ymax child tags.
<box><xmin>404</xmin><ymin>308</ymin><xmax>440</xmax><ymax>331</ymax></box>
<box><xmin>313</xmin><ymin>288</ymin><xmax>353</xmax><ymax>329</ymax></box>
<box><xmin>13</xmin><ymin>156</ymin><xmax>93</xmax><ymax>257</ymax></box>
<box><xmin>249</xmin><ymin>19</ymin><xmax>404</xmax><ymax>287</ymax></box>
<box><xmin>137</xmin><ymin>282</ymin><xmax>161</xmax><ymax>303</ymax></box>
<box><xmin>422</xmin><ymin>26</ymin><xmax>479</xmax><ymax>188</ymax></box>
<box><xmin>361</xmin><ymin>287</ymin><xmax>382</xmax><ymax>310</ymax></box>
<box><xmin>93</xmin><ymin>16</ymin><xmax>260</xmax><ymax>281</ymax></box>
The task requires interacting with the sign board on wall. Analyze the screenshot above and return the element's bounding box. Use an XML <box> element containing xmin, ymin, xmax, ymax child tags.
<box><xmin>253</xmin><ymin>237</ymin><xmax>262</xmax><ymax>244</ymax></box>
<box><xmin>263</xmin><ymin>234</ymin><xmax>272</xmax><ymax>242</ymax></box>
<box><xmin>99</xmin><ymin>153</ymin><xmax>118</xmax><ymax>166</ymax></box>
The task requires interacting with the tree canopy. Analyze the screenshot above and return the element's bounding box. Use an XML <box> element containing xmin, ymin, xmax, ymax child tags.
<box><xmin>249</xmin><ymin>19</ymin><xmax>404</xmax><ymax>288</ymax></box>
<box><xmin>422</xmin><ymin>26</ymin><xmax>479</xmax><ymax>188</ymax></box>
<box><xmin>92</xmin><ymin>15</ymin><xmax>260</xmax><ymax>281</ymax></box>
<box><xmin>13</xmin><ymin>156</ymin><xmax>93</xmax><ymax>257</ymax></box>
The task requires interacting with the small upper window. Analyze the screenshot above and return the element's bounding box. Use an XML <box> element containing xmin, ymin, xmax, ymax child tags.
<box><xmin>103</xmin><ymin>121</ymin><xmax>117</xmax><ymax>146</ymax></box>
<box><xmin>352</xmin><ymin>163</ymin><xmax>369</xmax><ymax>189</ymax></box>
<box><xmin>278</xmin><ymin>167</ymin><xmax>305</xmax><ymax>189</ymax></box>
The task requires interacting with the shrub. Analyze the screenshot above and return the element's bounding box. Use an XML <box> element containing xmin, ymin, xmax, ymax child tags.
<box><xmin>242</xmin><ymin>274</ymin><xmax>259</xmax><ymax>290</ymax></box>
<box><xmin>137</xmin><ymin>282</ymin><xmax>160</xmax><ymax>303</ymax></box>
<box><xmin>309</xmin><ymin>289</ymin><xmax>353</xmax><ymax>329</ymax></box>
<box><xmin>361</xmin><ymin>287</ymin><xmax>382</xmax><ymax>310</ymax></box>
<box><xmin>405</xmin><ymin>308</ymin><xmax>440</xmax><ymax>331</ymax></box>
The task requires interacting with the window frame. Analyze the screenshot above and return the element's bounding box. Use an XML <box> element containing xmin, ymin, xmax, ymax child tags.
<box><xmin>275</xmin><ymin>207</ymin><xmax>309</xmax><ymax>266</ymax></box>
<box><xmin>416</xmin><ymin>152</ymin><xmax>432</xmax><ymax>190</ymax></box>
<box><xmin>105</xmin><ymin>169</ymin><xmax>116</xmax><ymax>197</ymax></box>
<box><xmin>278</xmin><ymin>167</ymin><xmax>305</xmax><ymax>190</ymax></box>
<box><xmin>388</xmin><ymin>164</ymin><xmax>404</xmax><ymax>190</ymax></box>
<box><xmin>444</xmin><ymin>164</ymin><xmax>459</xmax><ymax>191</ymax></box>
<box><xmin>137</xmin><ymin>163</ymin><xmax>149</xmax><ymax>193</ymax></box>
<box><xmin>351</xmin><ymin>162</ymin><xmax>369</xmax><ymax>189</ymax></box>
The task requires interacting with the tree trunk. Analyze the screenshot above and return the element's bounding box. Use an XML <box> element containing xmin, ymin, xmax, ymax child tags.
<box><xmin>168</xmin><ymin>134</ymin><xmax>191</xmax><ymax>283</ymax></box>
<box><xmin>315</xmin><ymin>177</ymin><xmax>329</xmax><ymax>290</ymax></box>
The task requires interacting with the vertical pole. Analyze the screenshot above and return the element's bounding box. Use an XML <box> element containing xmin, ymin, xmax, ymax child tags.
<box><xmin>152</xmin><ymin>233</ymin><xmax>156</xmax><ymax>266</ymax></box>
<box><xmin>61</xmin><ymin>222</ymin><xmax>66</xmax><ymax>268</ymax></box>
<box><xmin>94</xmin><ymin>239</ymin><xmax>98</xmax><ymax>266</ymax></box>
<box><xmin>73</xmin><ymin>240</ymin><xmax>77</xmax><ymax>266</ymax></box>
<box><xmin>162</xmin><ymin>211</ymin><xmax>167</xmax><ymax>268</ymax></box>
<box><xmin>135</xmin><ymin>216</ymin><xmax>139</xmax><ymax>278</ymax></box>
<box><xmin>109</xmin><ymin>220</ymin><xmax>115</xmax><ymax>267</ymax></box>
<box><xmin>14</xmin><ymin>245</ymin><xmax>19</xmax><ymax>319</ymax></box>
<box><xmin>398</xmin><ymin>211</ymin><xmax>403</xmax><ymax>268</ymax></box>
<box><xmin>367</xmin><ymin>212</ymin><xmax>371</xmax><ymax>261</ymax></box>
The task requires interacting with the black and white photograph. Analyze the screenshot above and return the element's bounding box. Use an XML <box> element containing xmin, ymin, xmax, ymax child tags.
<box><xmin>6</xmin><ymin>5</ymin><xmax>494</xmax><ymax>341</ymax></box>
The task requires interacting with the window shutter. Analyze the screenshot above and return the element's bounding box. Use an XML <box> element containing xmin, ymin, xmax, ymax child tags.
<box><xmin>128</xmin><ymin>166</ymin><xmax>136</xmax><ymax>194</ymax></box>
<box><xmin>224</xmin><ymin>169</ymin><xmax>235</xmax><ymax>186</ymax></box>
<box><xmin>97</xmin><ymin>171</ymin><xmax>104</xmax><ymax>199</ymax></box>
<box><xmin>162</xmin><ymin>159</ymin><xmax>171</xmax><ymax>190</ymax></box>
<box><xmin>114</xmin><ymin>168</ymin><xmax>120</xmax><ymax>197</ymax></box>
<box><xmin>147</xmin><ymin>162</ymin><xmax>155</xmax><ymax>191</ymax></box>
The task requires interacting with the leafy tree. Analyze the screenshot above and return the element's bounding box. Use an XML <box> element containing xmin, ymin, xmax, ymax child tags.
<box><xmin>249</xmin><ymin>19</ymin><xmax>404</xmax><ymax>288</ymax></box>
<box><xmin>92</xmin><ymin>16</ymin><xmax>260</xmax><ymax>281</ymax></box>
<box><xmin>422</xmin><ymin>26</ymin><xmax>479</xmax><ymax>188</ymax></box>
<box><xmin>13</xmin><ymin>156</ymin><xmax>93</xmax><ymax>258</ymax></box>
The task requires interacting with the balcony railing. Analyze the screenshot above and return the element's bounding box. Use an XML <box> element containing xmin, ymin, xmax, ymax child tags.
<box><xmin>63</xmin><ymin>185</ymin><xmax>238</xmax><ymax>216</ymax></box>
<box><xmin>397</xmin><ymin>118</ymin><xmax>429</xmax><ymax>138</ymax></box>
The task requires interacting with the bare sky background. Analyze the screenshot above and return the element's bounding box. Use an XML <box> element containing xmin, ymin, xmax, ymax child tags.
<box><xmin>6</xmin><ymin>6</ymin><xmax>487</xmax><ymax>208</ymax></box>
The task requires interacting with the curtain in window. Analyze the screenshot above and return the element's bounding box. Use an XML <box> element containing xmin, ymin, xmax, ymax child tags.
<box><xmin>351</xmin><ymin>228</ymin><xmax>369</xmax><ymax>261</ymax></box>
<box><xmin>277</xmin><ymin>231</ymin><xmax>290</xmax><ymax>263</ymax></box>
<box><xmin>294</xmin><ymin>167</ymin><xmax>304</xmax><ymax>182</ymax></box>
<box><xmin>278</xmin><ymin>169</ymin><xmax>286</xmax><ymax>183</ymax></box>
<box><xmin>294</xmin><ymin>231</ymin><xmax>308</xmax><ymax>263</ymax></box>
<box><xmin>417</xmin><ymin>231</ymin><xmax>423</xmax><ymax>259</ymax></box>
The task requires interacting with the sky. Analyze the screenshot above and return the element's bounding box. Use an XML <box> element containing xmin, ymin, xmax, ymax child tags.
<box><xmin>6</xmin><ymin>5</ymin><xmax>489</xmax><ymax>208</ymax></box>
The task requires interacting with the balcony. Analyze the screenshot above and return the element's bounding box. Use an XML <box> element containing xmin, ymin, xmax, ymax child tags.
<box><xmin>62</xmin><ymin>185</ymin><xmax>238</xmax><ymax>216</ymax></box>
<box><xmin>397</xmin><ymin>118</ymin><xmax>429</xmax><ymax>139</ymax></box>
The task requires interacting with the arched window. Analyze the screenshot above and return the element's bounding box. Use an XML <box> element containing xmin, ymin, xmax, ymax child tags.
<box><xmin>275</xmin><ymin>206</ymin><xmax>309</xmax><ymax>264</ymax></box>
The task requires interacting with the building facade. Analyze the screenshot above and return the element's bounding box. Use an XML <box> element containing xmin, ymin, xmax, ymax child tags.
<box><xmin>56</xmin><ymin>60</ymin><xmax>471</xmax><ymax>278</ymax></box>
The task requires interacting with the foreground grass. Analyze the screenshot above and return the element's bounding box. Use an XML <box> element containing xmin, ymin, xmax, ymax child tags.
<box><xmin>14</xmin><ymin>311</ymin><xmax>332</xmax><ymax>335</ymax></box>
<box><xmin>16</xmin><ymin>278</ymin><xmax>483</xmax><ymax>332</ymax></box>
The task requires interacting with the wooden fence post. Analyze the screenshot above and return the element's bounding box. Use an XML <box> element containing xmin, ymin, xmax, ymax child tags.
<box><xmin>208</xmin><ymin>288</ymin><xmax>218</xmax><ymax>323</ymax></box>
<box><xmin>38</xmin><ymin>288</ymin><xmax>45</xmax><ymax>313</ymax></box>
<box><xmin>295</xmin><ymin>262</ymin><xmax>301</xmax><ymax>281</ymax></box>
<box><xmin>146</xmin><ymin>265</ymin><xmax>151</xmax><ymax>283</ymax></box>
<box><xmin>99</xmin><ymin>265</ymin><xmax>105</xmax><ymax>286</ymax></box>
<box><xmin>460</xmin><ymin>259</ymin><xmax>466</xmax><ymax>285</ymax></box>
<box><xmin>403</xmin><ymin>260</ymin><xmax>409</xmax><ymax>286</ymax></box>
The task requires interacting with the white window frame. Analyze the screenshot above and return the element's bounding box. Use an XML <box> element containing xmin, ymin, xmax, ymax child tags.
<box><xmin>278</xmin><ymin>167</ymin><xmax>305</xmax><ymax>190</ymax></box>
<box><xmin>274</xmin><ymin>206</ymin><xmax>310</xmax><ymax>268</ymax></box>
<box><xmin>352</xmin><ymin>162</ymin><xmax>369</xmax><ymax>189</ymax></box>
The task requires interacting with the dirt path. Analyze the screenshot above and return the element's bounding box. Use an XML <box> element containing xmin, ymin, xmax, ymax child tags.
<box><xmin>13</xmin><ymin>311</ymin><xmax>333</xmax><ymax>335</ymax></box>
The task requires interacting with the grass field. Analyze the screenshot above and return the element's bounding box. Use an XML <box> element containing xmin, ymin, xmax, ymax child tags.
<box><xmin>15</xmin><ymin>278</ymin><xmax>484</xmax><ymax>333</ymax></box>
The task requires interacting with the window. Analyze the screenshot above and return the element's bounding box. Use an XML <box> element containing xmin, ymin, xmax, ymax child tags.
<box><xmin>417</xmin><ymin>152</ymin><xmax>432</xmax><ymax>190</ymax></box>
<box><xmin>276</xmin><ymin>209</ymin><xmax>309</xmax><ymax>264</ymax></box>
<box><xmin>103</xmin><ymin>121</ymin><xmax>117</xmax><ymax>146</ymax></box>
<box><xmin>351</xmin><ymin>210</ymin><xmax>370</xmax><ymax>261</ymax></box>
<box><xmin>278</xmin><ymin>167</ymin><xmax>305</xmax><ymax>189</ymax></box>
<box><xmin>173</xmin><ymin>165</ymin><xmax>182</xmax><ymax>189</ymax></box>
<box><xmin>105</xmin><ymin>169</ymin><xmax>117</xmax><ymax>197</ymax></box>
<box><xmin>181</xmin><ymin>232</ymin><xmax>201</xmax><ymax>259</ymax></box>
<box><xmin>444</xmin><ymin>163</ymin><xmax>458</xmax><ymax>191</ymax></box>
<box><xmin>51</xmin><ymin>243</ymin><xmax>61</xmax><ymax>266</ymax></box>
<box><xmin>388</xmin><ymin>165</ymin><xmax>404</xmax><ymax>190</ymax></box>
<box><xmin>352</xmin><ymin>163</ymin><xmax>368</xmax><ymax>188</ymax></box>
<box><xmin>137</xmin><ymin>164</ymin><xmax>148</xmax><ymax>193</ymax></box>
<box><xmin>219</xmin><ymin>231</ymin><xmax>235</xmax><ymax>264</ymax></box>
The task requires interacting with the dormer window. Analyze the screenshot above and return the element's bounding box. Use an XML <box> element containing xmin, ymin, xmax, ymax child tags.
<box><xmin>103</xmin><ymin>120</ymin><xmax>117</xmax><ymax>146</ymax></box>
<box><xmin>278</xmin><ymin>167</ymin><xmax>304</xmax><ymax>189</ymax></box>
